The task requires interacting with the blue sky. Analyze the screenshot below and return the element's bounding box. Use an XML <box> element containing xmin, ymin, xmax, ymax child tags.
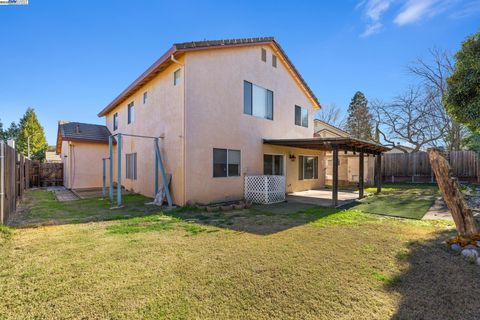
<box><xmin>0</xmin><ymin>0</ymin><xmax>479</xmax><ymax>145</ymax></box>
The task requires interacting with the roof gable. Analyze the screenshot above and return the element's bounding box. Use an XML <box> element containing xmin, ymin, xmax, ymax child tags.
<box><xmin>56</xmin><ymin>121</ymin><xmax>112</xmax><ymax>153</ymax></box>
<box><xmin>98</xmin><ymin>37</ymin><xmax>321</xmax><ymax>117</ymax></box>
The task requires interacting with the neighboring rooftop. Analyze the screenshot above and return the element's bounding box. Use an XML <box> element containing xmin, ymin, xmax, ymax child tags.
<box><xmin>56</xmin><ymin>121</ymin><xmax>111</xmax><ymax>153</ymax></box>
<box><xmin>98</xmin><ymin>37</ymin><xmax>321</xmax><ymax>117</ymax></box>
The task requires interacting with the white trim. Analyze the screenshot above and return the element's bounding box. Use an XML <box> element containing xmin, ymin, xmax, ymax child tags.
<box><xmin>263</xmin><ymin>153</ymin><xmax>286</xmax><ymax>176</ymax></box>
<box><xmin>299</xmin><ymin>154</ymin><xmax>319</xmax><ymax>180</ymax></box>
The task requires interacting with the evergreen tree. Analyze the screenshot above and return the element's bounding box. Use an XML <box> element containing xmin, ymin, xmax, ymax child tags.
<box><xmin>444</xmin><ymin>31</ymin><xmax>480</xmax><ymax>130</ymax></box>
<box><xmin>344</xmin><ymin>91</ymin><xmax>373</xmax><ymax>141</ymax></box>
<box><xmin>16</xmin><ymin>108</ymin><xmax>48</xmax><ymax>160</ymax></box>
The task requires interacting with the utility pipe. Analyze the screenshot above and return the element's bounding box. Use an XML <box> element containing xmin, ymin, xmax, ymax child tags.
<box><xmin>170</xmin><ymin>54</ymin><xmax>186</xmax><ymax>205</ymax></box>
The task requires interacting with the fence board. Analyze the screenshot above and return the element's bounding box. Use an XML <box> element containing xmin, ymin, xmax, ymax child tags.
<box><xmin>0</xmin><ymin>142</ymin><xmax>31</xmax><ymax>224</ymax></box>
<box><xmin>382</xmin><ymin>151</ymin><xmax>479</xmax><ymax>183</ymax></box>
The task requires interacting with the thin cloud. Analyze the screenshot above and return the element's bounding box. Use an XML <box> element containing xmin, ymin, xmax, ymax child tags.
<box><xmin>357</xmin><ymin>0</ymin><xmax>479</xmax><ymax>36</ymax></box>
<box><xmin>394</xmin><ymin>0</ymin><xmax>451</xmax><ymax>26</ymax></box>
<box><xmin>358</xmin><ymin>0</ymin><xmax>393</xmax><ymax>37</ymax></box>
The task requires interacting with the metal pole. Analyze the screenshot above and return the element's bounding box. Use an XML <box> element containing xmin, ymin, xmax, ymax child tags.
<box><xmin>117</xmin><ymin>134</ymin><xmax>122</xmax><ymax>207</ymax></box>
<box><xmin>109</xmin><ymin>136</ymin><xmax>113</xmax><ymax>202</ymax></box>
<box><xmin>0</xmin><ymin>142</ymin><xmax>5</xmax><ymax>224</ymax></box>
<box><xmin>154</xmin><ymin>139</ymin><xmax>159</xmax><ymax>196</ymax></box>
<box><xmin>154</xmin><ymin>138</ymin><xmax>173</xmax><ymax>207</ymax></box>
<box><xmin>102</xmin><ymin>158</ymin><xmax>106</xmax><ymax>197</ymax></box>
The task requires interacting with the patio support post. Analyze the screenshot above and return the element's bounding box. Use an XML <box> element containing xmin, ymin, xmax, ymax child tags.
<box><xmin>102</xmin><ymin>158</ymin><xmax>106</xmax><ymax>197</ymax></box>
<box><xmin>332</xmin><ymin>145</ymin><xmax>339</xmax><ymax>207</ymax></box>
<box><xmin>117</xmin><ymin>134</ymin><xmax>122</xmax><ymax>207</ymax></box>
<box><xmin>375</xmin><ymin>153</ymin><xmax>382</xmax><ymax>194</ymax></box>
<box><xmin>359</xmin><ymin>151</ymin><xmax>364</xmax><ymax>199</ymax></box>
<box><xmin>108</xmin><ymin>136</ymin><xmax>113</xmax><ymax>203</ymax></box>
<box><xmin>154</xmin><ymin>139</ymin><xmax>159</xmax><ymax>197</ymax></box>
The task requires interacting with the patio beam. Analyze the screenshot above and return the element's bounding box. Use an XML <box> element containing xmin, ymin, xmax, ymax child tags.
<box><xmin>359</xmin><ymin>151</ymin><xmax>364</xmax><ymax>199</ymax></box>
<box><xmin>332</xmin><ymin>145</ymin><xmax>338</xmax><ymax>207</ymax></box>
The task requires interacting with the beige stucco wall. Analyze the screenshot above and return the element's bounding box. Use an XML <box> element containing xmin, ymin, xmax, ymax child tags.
<box><xmin>101</xmin><ymin>45</ymin><xmax>322</xmax><ymax>205</ymax></box>
<box><xmin>105</xmin><ymin>57</ymin><xmax>185</xmax><ymax>204</ymax></box>
<box><xmin>61</xmin><ymin>140</ymin><xmax>109</xmax><ymax>189</ymax></box>
<box><xmin>184</xmin><ymin>45</ymin><xmax>320</xmax><ymax>204</ymax></box>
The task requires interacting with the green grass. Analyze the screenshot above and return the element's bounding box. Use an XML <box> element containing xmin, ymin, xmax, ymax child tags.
<box><xmin>358</xmin><ymin>183</ymin><xmax>438</xmax><ymax>219</ymax></box>
<box><xmin>3</xmin><ymin>188</ymin><xmax>478</xmax><ymax>320</ymax></box>
<box><xmin>9</xmin><ymin>191</ymin><xmax>161</xmax><ymax>226</ymax></box>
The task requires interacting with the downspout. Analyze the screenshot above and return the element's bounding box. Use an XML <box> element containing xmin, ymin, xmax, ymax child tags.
<box><xmin>170</xmin><ymin>54</ymin><xmax>186</xmax><ymax>205</ymax></box>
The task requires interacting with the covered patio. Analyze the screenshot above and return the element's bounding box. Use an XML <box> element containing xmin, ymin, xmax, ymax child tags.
<box><xmin>263</xmin><ymin>137</ymin><xmax>390</xmax><ymax>207</ymax></box>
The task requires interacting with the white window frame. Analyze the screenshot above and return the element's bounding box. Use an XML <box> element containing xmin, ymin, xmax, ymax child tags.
<box><xmin>300</xmin><ymin>155</ymin><xmax>319</xmax><ymax>180</ymax></box>
<box><xmin>143</xmin><ymin>91</ymin><xmax>148</xmax><ymax>104</ymax></box>
<box><xmin>174</xmin><ymin>69</ymin><xmax>181</xmax><ymax>86</ymax></box>
<box><xmin>127</xmin><ymin>102</ymin><xmax>135</xmax><ymax>124</ymax></box>
<box><xmin>263</xmin><ymin>153</ymin><xmax>285</xmax><ymax>176</ymax></box>
<box><xmin>213</xmin><ymin>148</ymin><xmax>241</xmax><ymax>178</ymax></box>
<box><xmin>295</xmin><ymin>105</ymin><xmax>308</xmax><ymax>128</ymax></box>
<box><xmin>113</xmin><ymin>113</ymin><xmax>118</xmax><ymax>131</ymax></box>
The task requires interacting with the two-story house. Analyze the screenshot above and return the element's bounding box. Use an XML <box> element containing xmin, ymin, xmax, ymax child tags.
<box><xmin>58</xmin><ymin>37</ymin><xmax>387</xmax><ymax>206</ymax></box>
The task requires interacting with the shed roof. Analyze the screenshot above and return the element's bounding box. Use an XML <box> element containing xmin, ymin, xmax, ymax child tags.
<box><xmin>263</xmin><ymin>137</ymin><xmax>390</xmax><ymax>154</ymax></box>
<box><xmin>56</xmin><ymin>121</ymin><xmax>112</xmax><ymax>154</ymax></box>
<box><xmin>97</xmin><ymin>37</ymin><xmax>321</xmax><ymax>117</ymax></box>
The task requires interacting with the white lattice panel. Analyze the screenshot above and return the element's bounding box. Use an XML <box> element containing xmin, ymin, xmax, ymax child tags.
<box><xmin>245</xmin><ymin>175</ymin><xmax>286</xmax><ymax>204</ymax></box>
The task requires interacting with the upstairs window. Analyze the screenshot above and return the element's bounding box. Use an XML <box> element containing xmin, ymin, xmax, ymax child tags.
<box><xmin>143</xmin><ymin>91</ymin><xmax>148</xmax><ymax>104</ymax></box>
<box><xmin>127</xmin><ymin>102</ymin><xmax>135</xmax><ymax>124</ymax></box>
<box><xmin>174</xmin><ymin>69</ymin><xmax>181</xmax><ymax>86</ymax></box>
<box><xmin>243</xmin><ymin>81</ymin><xmax>273</xmax><ymax>120</ymax></box>
<box><xmin>126</xmin><ymin>153</ymin><xmax>137</xmax><ymax>180</ymax></box>
<box><xmin>295</xmin><ymin>105</ymin><xmax>308</xmax><ymax>127</ymax></box>
<box><xmin>213</xmin><ymin>148</ymin><xmax>241</xmax><ymax>177</ymax></box>
<box><xmin>113</xmin><ymin>113</ymin><xmax>118</xmax><ymax>131</ymax></box>
<box><xmin>261</xmin><ymin>48</ymin><xmax>267</xmax><ymax>62</ymax></box>
<box><xmin>272</xmin><ymin>54</ymin><xmax>277</xmax><ymax>68</ymax></box>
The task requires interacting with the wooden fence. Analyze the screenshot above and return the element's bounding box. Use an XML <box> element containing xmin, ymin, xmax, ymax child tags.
<box><xmin>0</xmin><ymin>141</ymin><xmax>31</xmax><ymax>224</ymax></box>
<box><xmin>29</xmin><ymin>161</ymin><xmax>63</xmax><ymax>187</ymax></box>
<box><xmin>382</xmin><ymin>151</ymin><xmax>480</xmax><ymax>183</ymax></box>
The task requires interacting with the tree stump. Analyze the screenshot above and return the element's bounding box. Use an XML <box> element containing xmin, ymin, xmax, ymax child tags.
<box><xmin>428</xmin><ymin>148</ymin><xmax>479</xmax><ymax>238</ymax></box>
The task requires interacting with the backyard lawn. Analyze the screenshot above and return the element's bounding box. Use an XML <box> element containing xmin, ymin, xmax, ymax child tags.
<box><xmin>358</xmin><ymin>183</ymin><xmax>439</xmax><ymax>219</ymax></box>
<box><xmin>1</xmin><ymin>188</ymin><xmax>479</xmax><ymax>319</ymax></box>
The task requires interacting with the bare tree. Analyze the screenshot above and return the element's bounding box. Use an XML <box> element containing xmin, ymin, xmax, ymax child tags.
<box><xmin>372</xmin><ymin>88</ymin><xmax>446</xmax><ymax>152</ymax></box>
<box><xmin>316</xmin><ymin>103</ymin><xmax>345</xmax><ymax>128</ymax></box>
<box><xmin>408</xmin><ymin>48</ymin><xmax>466</xmax><ymax>151</ymax></box>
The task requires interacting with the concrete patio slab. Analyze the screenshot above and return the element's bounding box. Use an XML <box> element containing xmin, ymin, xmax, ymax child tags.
<box><xmin>52</xmin><ymin>188</ymin><xmax>79</xmax><ymax>202</ymax></box>
<box><xmin>287</xmin><ymin>189</ymin><xmax>359</xmax><ymax>207</ymax></box>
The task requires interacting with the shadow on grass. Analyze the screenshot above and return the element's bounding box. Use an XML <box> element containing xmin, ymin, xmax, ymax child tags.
<box><xmin>162</xmin><ymin>201</ymin><xmax>360</xmax><ymax>235</ymax></box>
<box><xmin>9</xmin><ymin>190</ymin><xmax>161</xmax><ymax>228</ymax></box>
<box><xmin>386</xmin><ymin>229</ymin><xmax>480</xmax><ymax>320</ymax></box>
<box><xmin>12</xmin><ymin>190</ymin><xmax>358</xmax><ymax>235</ymax></box>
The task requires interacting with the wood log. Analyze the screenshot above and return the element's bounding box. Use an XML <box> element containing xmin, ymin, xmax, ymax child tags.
<box><xmin>428</xmin><ymin>148</ymin><xmax>479</xmax><ymax>237</ymax></box>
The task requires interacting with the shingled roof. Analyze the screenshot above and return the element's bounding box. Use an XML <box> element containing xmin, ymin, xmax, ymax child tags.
<box><xmin>98</xmin><ymin>37</ymin><xmax>321</xmax><ymax>117</ymax></box>
<box><xmin>56</xmin><ymin>122</ymin><xmax>111</xmax><ymax>153</ymax></box>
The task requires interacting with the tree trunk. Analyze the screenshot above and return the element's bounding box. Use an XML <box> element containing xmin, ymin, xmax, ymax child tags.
<box><xmin>428</xmin><ymin>148</ymin><xmax>478</xmax><ymax>237</ymax></box>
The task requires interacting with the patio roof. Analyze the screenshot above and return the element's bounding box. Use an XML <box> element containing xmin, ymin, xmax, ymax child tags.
<box><xmin>263</xmin><ymin>137</ymin><xmax>390</xmax><ymax>154</ymax></box>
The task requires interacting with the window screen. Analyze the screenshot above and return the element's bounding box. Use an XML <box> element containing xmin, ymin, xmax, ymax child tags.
<box><xmin>128</xmin><ymin>102</ymin><xmax>134</xmax><ymax>124</ymax></box>
<box><xmin>213</xmin><ymin>148</ymin><xmax>241</xmax><ymax>177</ymax></box>
<box><xmin>126</xmin><ymin>153</ymin><xmax>137</xmax><ymax>180</ymax></box>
